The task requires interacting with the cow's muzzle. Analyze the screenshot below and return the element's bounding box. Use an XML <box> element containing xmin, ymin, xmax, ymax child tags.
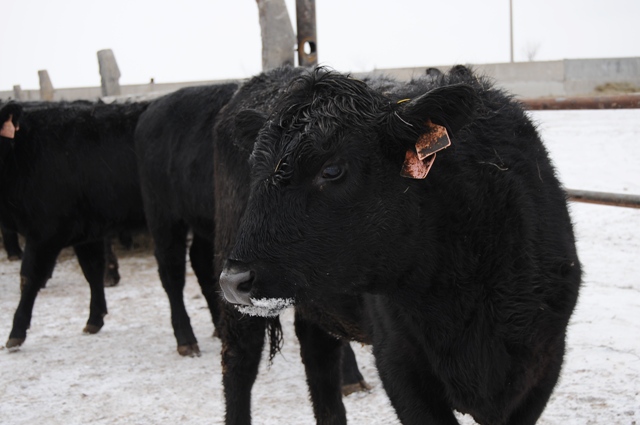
<box><xmin>219</xmin><ymin>261</ymin><xmax>254</xmax><ymax>306</ymax></box>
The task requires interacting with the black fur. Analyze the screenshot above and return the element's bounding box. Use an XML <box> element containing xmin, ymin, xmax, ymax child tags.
<box><xmin>1</xmin><ymin>225</ymin><xmax>22</xmax><ymax>260</ymax></box>
<box><xmin>214</xmin><ymin>67</ymin><xmax>370</xmax><ymax>425</ymax></box>
<box><xmin>134</xmin><ymin>83</ymin><xmax>239</xmax><ymax>357</ymax></box>
<box><xmin>0</xmin><ymin>100</ymin><xmax>123</xmax><ymax>281</ymax></box>
<box><xmin>0</xmin><ymin>100</ymin><xmax>148</xmax><ymax>348</ymax></box>
<box><xmin>220</xmin><ymin>66</ymin><xmax>582</xmax><ymax>425</ymax></box>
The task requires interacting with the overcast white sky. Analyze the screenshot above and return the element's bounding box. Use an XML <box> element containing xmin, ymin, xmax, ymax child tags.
<box><xmin>1</xmin><ymin>0</ymin><xmax>639</xmax><ymax>91</ymax></box>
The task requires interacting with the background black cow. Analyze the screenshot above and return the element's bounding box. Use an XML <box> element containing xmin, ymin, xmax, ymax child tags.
<box><xmin>135</xmin><ymin>83</ymin><xmax>238</xmax><ymax>357</ymax></box>
<box><xmin>0</xmin><ymin>100</ymin><xmax>124</xmax><ymax>284</ymax></box>
<box><xmin>0</xmin><ymin>100</ymin><xmax>148</xmax><ymax>349</ymax></box>
<box><xmin>219</xmin><ymin>66</ymin><xmax>582</xmax><ymax>424</ymax></box>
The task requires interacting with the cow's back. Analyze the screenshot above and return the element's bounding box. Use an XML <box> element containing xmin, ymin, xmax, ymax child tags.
<box><xmin>135</xmin><ymin>83</ymin><xmax>238</xmax><ymax>235</ymax></box>
<box><xmin>0</xmin><ymin>102</ymin><xmax>148</xmax><ymax>242</ymax></box>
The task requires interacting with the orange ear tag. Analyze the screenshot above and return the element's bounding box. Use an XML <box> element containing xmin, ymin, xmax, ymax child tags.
<box><xmin>400</xmin><ymin>120</ymin><xmax>451</xmax><ymax>179</ymax></box>
<box><xmin>400</xmin><ymin>150</ymin><xmax>436</xmax><ymax>179</ymax></box>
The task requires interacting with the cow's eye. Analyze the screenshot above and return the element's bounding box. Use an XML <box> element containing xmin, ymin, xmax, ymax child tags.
<box><xmin>321</xmin><ymin>164</ymin><xmax>344</xmax><ymax>180</ymax></box>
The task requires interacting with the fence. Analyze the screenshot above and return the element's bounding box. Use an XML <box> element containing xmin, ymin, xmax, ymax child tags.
<box><xmin>2</xmin><ymin>56</ymin><xmax>640</xmax><ymax>103</ymax></box>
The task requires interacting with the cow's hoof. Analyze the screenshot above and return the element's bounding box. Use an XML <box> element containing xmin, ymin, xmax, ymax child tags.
<box><xmin>5</xmin><ymin>337</ymin><xmax>25</xmax><ymax>351</ymax></box>
<box><xmin>104</xmin><ymin>275</ymin><xmax>120</xmax><ymax>288</ymax></box>
<box><xmin>342</xmin><ymin>379</ymin><xmax>372</xmax><ymax>396</ymax></box>
<box><xmin>8</xmin><ymin>254</ymin><xmax>21</xmax><ymax>261</ymax></box>
<box><xmin>104</xmin><ymin>264</ymin><xmax>120</xmax><ymax>287</ymax></box>
<box><xmin>83</xmin><ymin>324</ymin><xmax>102</xmax><ymax>334</ymax></box>
<box><xmin>178</xmin><ymin>344</ymin><xmax>201</xmax><ymax>357</ymax></box>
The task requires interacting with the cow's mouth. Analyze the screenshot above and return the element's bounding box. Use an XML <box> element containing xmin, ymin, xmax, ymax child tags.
<box><xmin>236</xmin><ymin>297</ymin><xmax>294</xmax><ymax>317</ymax></box>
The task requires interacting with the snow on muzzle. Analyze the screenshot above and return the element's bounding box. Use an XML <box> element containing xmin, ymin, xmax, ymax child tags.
<box><xmin>236</xmin><ymin>298</ymin><xmax>294</xmax><ymax>318</ymax></box>
<box><xmin>219</xmin><ymin>261</ymin><xmax>294</xmax><ymax>317</ymax></box>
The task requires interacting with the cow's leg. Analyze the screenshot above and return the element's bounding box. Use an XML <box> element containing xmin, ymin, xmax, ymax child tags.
<box><xmin>6</xmin><ymin>240</ymin><xmax>61</xmax><ymax>349</ymax></box>
<box><xmin>103</xmin><ymin>238</ymin><xmax>121</xmax><ymax>288</ymax></box>
<box><xmin>189</xmin><ymin>234</ymin><xmax>222</xmax><ymax>337</ymax></box>
<box><xmin>372</xmin><ymin>323</ymin><xmax>459</xmax><ymax>425</ymax></box>
<box><xmin>220</xmin><ymin>306</ymin><xmax>267</xmax><ymax>425</ymax></box>
<box><xmin>74</xmin><ymin>240</ymin><xmax>109</xmax><ymax>334</ymax></box>
<box><xmin>1</xmin><ymin>226</ymin><xmax>22</xmax><ymax>261</ymax></box>
<box><xmin>340</xmin><ymin>341</ymin><xmax>372</xmax><ymax>395</ymax></box>
<box><xmin>506</xmin><ymin>343</ymin><xmax>564</xmax><ymax>425</ymax></box>
<box><xmin>153</xmin><ymin>221</ymin><xmax>199</xmax><ymax>356</ymax></box>
<box><xmin>294</xmin><ymin>311</ymin><xmax>347</xmax><ymax>425</ymax></box>
<box><xmin>377</xmin><ymin>359</ymin><xmax>458</xmax><ymax>425</ymax></box>
<box><xmin>117</xmin><ymin>230</ymin><xmax>134</xmax><ymax>250</ymax></box>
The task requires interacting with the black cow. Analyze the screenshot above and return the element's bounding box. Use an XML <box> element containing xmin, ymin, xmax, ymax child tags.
<box><xmin>0</xmin><ymin>100</ymin><xmax>148</xmax><ymax>349</ymax></box>
<box><xmin>219</xmin><ymin>66</ymin><xmax>582</xmax><ymax>425</ymax></box>
<box><xmin>0</xmin><ymin>100</ymin><xmax>123</xmax><ymax>284</ymax></box>
<box><xmin>135</xmin><ymin>83</ymin><xmax>239</xmax><ymax>356</ymax></box>
<box><xmin>214</xmin><ymin>67</ymin><xmax>371</xmax><ymax>424</ymax></box>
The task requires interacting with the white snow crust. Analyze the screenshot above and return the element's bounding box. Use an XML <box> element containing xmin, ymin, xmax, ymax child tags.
<box><xmin>237</xmin><ymin>298</ymin><xmax>294</xmax><ymax>317</ymax></box>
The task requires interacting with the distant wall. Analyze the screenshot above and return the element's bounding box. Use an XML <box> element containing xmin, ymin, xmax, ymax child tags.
<box><xmin>2</xmin><ymin>57</ymin><xmax>639</xmax><ymax>102</ymax></box>
<box><xmin>365</xmin><ymin>57</ymin><xmax>640</xmax><ymax>98</ymax></box>
<box><xmin>0</xmin><ymin>79</ymin><xmax>237</xmax><ymax>102</ymax></box>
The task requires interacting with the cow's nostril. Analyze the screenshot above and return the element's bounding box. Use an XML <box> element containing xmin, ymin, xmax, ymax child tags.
<box><xmin>219</xmin><ymin>266</ymin><xmax>254</xmax><ymax>306</ymax></box>
<box><xmin>237</xmin><ymin>271</ymin><xmax>255</xmax><ymax>294</ymax></box>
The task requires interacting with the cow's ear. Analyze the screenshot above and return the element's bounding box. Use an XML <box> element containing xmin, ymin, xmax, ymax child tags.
<box><xmin>234</xmin><ymin>109</ymin><xmax>268</xmax><ymax>152</ymax></box>
<box><xmin>390</xmin><ymin>83</ymin><xmax>477</xmax><ymax>140</ymax></box>
<box><xmin>0</xmin><ymin>102</ymin><xmax>23</xmax><ymax>139</ymax></box>
<box><xmin>384</xmin><ymin>84</ymin><xmax>477</xmax><ymax>179</ymax></box>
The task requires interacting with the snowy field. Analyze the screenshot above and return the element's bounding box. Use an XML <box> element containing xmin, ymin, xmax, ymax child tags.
<box><xmin>0</xmin><ymin>109</ymin><xmax>638</xmax><ymax>424</ymax></box>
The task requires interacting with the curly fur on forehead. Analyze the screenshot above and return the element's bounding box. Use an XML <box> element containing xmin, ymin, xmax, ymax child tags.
<box><xmin>251</xmin><ymin>68</ymin><xmax>393</xmax><ymax>185</ymax></box>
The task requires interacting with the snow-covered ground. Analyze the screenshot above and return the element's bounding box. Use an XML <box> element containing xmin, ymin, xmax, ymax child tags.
<box><xmin>0</xmin><ymin>109</ymin><xmax>638</xmax><ymax>424</ymax></box>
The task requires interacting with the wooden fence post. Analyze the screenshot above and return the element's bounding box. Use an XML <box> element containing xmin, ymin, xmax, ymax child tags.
<box><xmin>38</xmin><ymin>70</ymin><xmax>54</xmax><ymax>101</ymax></box>
<box><xmin>257</xmin><ymin>0</ymin><xmax>295</xmax><ymax>70</ymax></box>
<box><xmin>97</xmin><ymin>49</ymin><xmax>122</xmax><ymax>97</ymax></box>
<box><xmin>13</xmin><ymin>85</ymin><xmax>24</xmax><ymax>101</ymax></box>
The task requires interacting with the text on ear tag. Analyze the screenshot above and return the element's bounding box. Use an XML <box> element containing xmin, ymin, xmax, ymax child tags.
<box><xmin>416</xmin><ymin>120</ymin><xmax>451</xmax><ymax>160</ymax></box>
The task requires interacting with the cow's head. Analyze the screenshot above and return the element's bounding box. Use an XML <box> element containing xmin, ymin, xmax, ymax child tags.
<box><xmin>219</xmin><ymin>68</ymin><xmax>477</xmax><ymax>317</ymax></box>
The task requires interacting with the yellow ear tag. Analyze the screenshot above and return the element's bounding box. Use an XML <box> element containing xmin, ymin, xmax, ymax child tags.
<box><xmin>400</xmin><ymin>120</ymin><xmax>451</xmax><ymax>179</ymax></box>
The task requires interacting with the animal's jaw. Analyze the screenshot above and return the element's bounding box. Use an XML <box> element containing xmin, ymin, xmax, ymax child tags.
<box><xmin>235</xmin><ymin>297</ymin><xmax>295</xmax><ymax>317</ymax></box>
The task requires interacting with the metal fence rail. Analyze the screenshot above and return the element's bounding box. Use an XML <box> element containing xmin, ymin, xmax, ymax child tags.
<box><xmin>522</xmin><ymin>94</ymin><xmax>640</xmax><ymax>110</ymax></box>
<box><xmin>566</xmin><ymin>189</ymin><xmax>640</xmax><ymax>209</ymax></box>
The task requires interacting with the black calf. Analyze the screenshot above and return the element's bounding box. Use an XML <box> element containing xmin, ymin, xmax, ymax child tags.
<box><xmin>220</xmin><ymin>67</ymin><xmax>581</xmax><ymax>424</ymax></box>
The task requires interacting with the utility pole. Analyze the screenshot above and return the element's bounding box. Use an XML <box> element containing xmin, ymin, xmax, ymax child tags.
<box><xmin>509</xmin><ymin>0</ymin><xmax>514</xmax><ymax>62</ymax></box>
<box><xmin>296</xmin><ymin>0</ymin><xmax>317</xmax><ymax>67</ymax></box>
